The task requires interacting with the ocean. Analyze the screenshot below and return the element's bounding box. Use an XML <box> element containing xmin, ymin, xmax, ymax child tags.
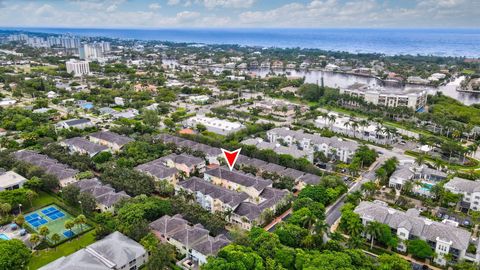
<box><xmin>4</xmin><ymin>28</ymin><xmax>480</xmax><ymax>58</ymax></box>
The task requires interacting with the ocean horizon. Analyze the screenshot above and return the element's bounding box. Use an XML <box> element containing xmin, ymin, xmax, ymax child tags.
<box><xmin>3</xmin><ymin>27</ymin><xmax>480</xmax><ymax>58</ymax></box>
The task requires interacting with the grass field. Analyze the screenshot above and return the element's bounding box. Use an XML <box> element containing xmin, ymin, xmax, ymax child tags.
<box><xmin>24</xmin><ymin>204</ymin><xmax>90</xmax><ymax>243</ymax></box>
<box><xmin>28</xmin><ymin>229</ymin><xmax>96</xmax><ymax>270</ymax></box>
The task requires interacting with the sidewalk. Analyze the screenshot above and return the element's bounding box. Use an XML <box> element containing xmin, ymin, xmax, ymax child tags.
<box><xmin>263</xmin><ymin>208</ymin><xmax>292</xmax><ymax>231</ymax></box>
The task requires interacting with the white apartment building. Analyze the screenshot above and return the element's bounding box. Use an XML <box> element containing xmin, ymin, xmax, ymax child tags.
<box><xmin>355</xmin><ymin>200</ymin><xmax>480</xmax><ymax>266</ymax></box>
<box><xmin>340</xmin><ymin>83</ymin><xmax>427</xmax><ymax>111</ymax></box>
<box><xmin>66</xmin><ymin>59</ymin><xmax>90</xmax><ymax>77</ymax></box>
<box><xmin>184</xmin><ymin>115</ymin><xmax>245</xmax><ymax>135</ymax></box>
<box><xmin>266</xmin><ymin>128</ymin><xmax>358</xmax><ymax>163</ymax></box>
<box><xmin>444</xmin><ymin>177</ymin><xmax>480</xmax><ymax>211</ymax></box>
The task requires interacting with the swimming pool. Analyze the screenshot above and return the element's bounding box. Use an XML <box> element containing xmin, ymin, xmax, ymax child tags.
<box><xmin>420</xmin><ymin>183</ymin><xmax>433</xmax><ymax>192</ymax></box>
<box><xmin>0</xmin><ymin>234</ymin><xmax>10</xmax><ymax>240</ymax></box>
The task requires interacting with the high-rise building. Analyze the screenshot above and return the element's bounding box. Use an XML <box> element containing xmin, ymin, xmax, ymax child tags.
<box><xmin>66</xmin><ymin>59</ymin><xmax>90</xmax><ymax>77</ymax></box>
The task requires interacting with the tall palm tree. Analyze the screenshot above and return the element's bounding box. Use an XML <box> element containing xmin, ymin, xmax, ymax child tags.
<box><xmin>75</xmin><ymin>214</ymin><xmax>87</xmax><ymax>232</ymax></box>
<box><xmin>328</xmin><ymin>114</ymin><xmax>336</xmax><ymax>127</ymax></box>
<box><xmin>51</xmin><ymin>233</ymin><xmax>61</xmax><ymax>250</ymax></box>
<box><xmin>365</xmin><ymin>221</ymin><xmax>383</xmax><ymax>250</ymax></box>
<box><xmin>351</xmin><ymin>121</ymin><xmax>359</xmax><ymax>138</ymax></box>
<box><xmin>39</xmin><ymin>226</ymin><xmax>50</xmax><ymax>245</ymax></box>
<box><xmin>30</xmin><ymin>234</ymin><xmax>40</xmax><ymax>253</ymax></box>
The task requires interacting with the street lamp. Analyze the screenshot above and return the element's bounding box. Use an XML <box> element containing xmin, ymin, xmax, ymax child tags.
<box><xmin>78</xmin><ymin>200</ymin><xmax>83</xmax><ymax>215</ymax></box>
<box><xmin>18</xmin><ymin>203</ymin><xmax>22</xmax><ymax>214</ymax></box>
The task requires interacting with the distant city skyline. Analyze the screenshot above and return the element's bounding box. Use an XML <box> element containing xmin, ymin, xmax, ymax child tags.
<box><xmin>0</xmin><ymin>0</ymin><xmax>478</xmax><ymax>28</ymax></box>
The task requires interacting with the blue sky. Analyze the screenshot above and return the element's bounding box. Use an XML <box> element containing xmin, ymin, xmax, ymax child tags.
<box><xmin>0</xmin><ymin>0</ymin><xmax>478</xmax><ymax>28</ymax></box>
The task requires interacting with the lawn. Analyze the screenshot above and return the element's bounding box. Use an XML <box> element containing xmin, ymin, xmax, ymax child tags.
<box><xmin>28</xmin><ymin>229</ymin><xmax>96</xmax><ymax>269</ymax></box>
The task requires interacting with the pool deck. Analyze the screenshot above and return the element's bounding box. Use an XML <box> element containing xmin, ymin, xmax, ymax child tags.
<box><xmin>0</xmin><ymin>224</ymin><xmax>32</xmax><ymax>247</ymax></box>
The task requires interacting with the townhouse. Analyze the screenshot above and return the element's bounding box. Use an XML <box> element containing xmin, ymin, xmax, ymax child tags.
<box><xmin>13</xmin><ymin>150</ymin><xmax>79</xmax><ymax>187</ymax></box>
<box><xmin>159</xmin><ymin>153</ymin><xmax>206</xmax><ymax>177</ymax></box>
<box><xmin>444</xmin><ymin>177</ymin><xmax>480</xmax><ymax>211</ymax></box>
<box><xmin>73</xmin><ymin>178</ymin><xmax>130</xmax><ymax>212</ymax></box>
<box><xmin>150</xmin><ymin>214</ymin><xmax>230</xmax><ymax>267</ymax></box>
<box><xmin>154</xmin><ymin>134</ymin><xmax>222</xmax><ymax>165</ymax></box>
<box><xmin>39</xmin><ymin>231</ymin><xmax>148</xmax><ymax>270</ymax></box>
<box><xmin>88</xmin><ymin>131</ymin><xmax>134</xmax><ymax>152</ymax></box>
<box><xmin>241</xmin><ymin>138</ymin><xmax>314</xmax><ymax>162</ymax></box>
<box><xmin>60</xmin><ymin>137</ymin><xmax>109</xmax><ymax>157</ymax></box>
<box><xmin>266</xmin><ymin>128</ymin><xmax>358</xmax><ymax>163</ymax></box>
<box><xmin>355</xmin><ymin>200</ymin><xmax>480</xmax><ymax>266</ymax></box>
<box><xmin>56</xmin><ymin>118</ymin><xmax>94</xmax><ymax>130</ymax></box>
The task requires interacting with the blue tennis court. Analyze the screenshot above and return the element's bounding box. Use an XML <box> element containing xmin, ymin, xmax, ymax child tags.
<box><xmin>41</xmin><ymin>206</ymin><xmax>58</xmax><ymax>215</ymax></box>
<box><xmin>46</xmin><ymin>210</ymin><xmax>65</xmax><ymax>221</ymax></box>
<box><xmin>63</xmin><ymin>230</ymin><xmax>75</xmax><ymax>238</ymax></box>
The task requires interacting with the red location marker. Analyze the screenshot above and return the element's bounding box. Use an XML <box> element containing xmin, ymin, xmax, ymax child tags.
<box><xmin>221</xmin><ymin>148</ymin><xmax>241</xmax><ymax>171</ymax></box>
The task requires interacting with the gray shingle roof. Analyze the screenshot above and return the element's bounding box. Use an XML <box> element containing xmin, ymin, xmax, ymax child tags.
<box><xmin>354</xmin><ymin>201</ymin><xmax>472</xmax><ymax>251</ymax></box>
<box><xmin>63</xmin><ymin>137</ymin><xmax>108</xmax><ymax>156</ymax></box>
<box><xmin>13</xmin><ymin>150</ymin><xmax>78</xmax><ymax>180</ymax></box>
<box><xmin>159</xmin><ymin>153</ymin><xmax>204</xmax><ymax>168</ymax></box>
<box><xmin>39</xmin><ymin>231</ymin><xmax>146</xmax><ymax>270</ymax></box>
<box><xmin>88</xmin><ymin>131</ymin><xmax>134</xmax><ymax>147</ymax></box>
<box><xmin>135</xmin><ymin>159</ymin><xmax>178</xmax><ymax>179</ymax></box>
<box><xmin>444</xmin><ymin>177</ymin><xmax>480</xmax><ymax>193</ymax></box>
<box><xmin>178</xmin><ymin>177</ymin><xmax>249</xmax><ymax>208</ymax></box>
<box><xmin>73</xmin><ymin>178</ymin><xmax>130</xmax><ymax>208</ymax></box>
<box><xmin>204</xmin><ymin>167</ymin><xmax>272</xmax><ymax>192</ymax></box>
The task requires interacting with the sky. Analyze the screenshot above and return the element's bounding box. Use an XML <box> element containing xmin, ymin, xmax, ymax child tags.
<box><xmin>0</xmin><ymin>0</ymin><xmax>478</xmax><ymax>28</ymax></box>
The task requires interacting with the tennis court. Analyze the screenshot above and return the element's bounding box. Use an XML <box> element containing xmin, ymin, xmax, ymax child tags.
<box><xmin>24</xmin><ymin>204</ymin><xmax>90</xmax><ymax>244</ymax></box>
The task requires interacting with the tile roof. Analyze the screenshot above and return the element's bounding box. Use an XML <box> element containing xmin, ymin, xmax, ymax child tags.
<box><xmin>88</xmin><ymin>131</ymin><xmax>134</xmax><ymax>147</ymax></box>
<box><xmin>204</xmin><ymin>167</ymin><xmax>272</xmax><ymax>192</ymax></box>
<box><xmin>354</xmin><ymin>201</ymin><xmax>471</xmax><ymax>251</ymax></box>
<box><xmin>62</xmin><ymin>137</ymin><xmax>109</xmax><ymax>156</ymax></box>
<box><xmin>13</xmin><ymin>150</ymin><xmax>78</xmax><ymax>180</ymax></box>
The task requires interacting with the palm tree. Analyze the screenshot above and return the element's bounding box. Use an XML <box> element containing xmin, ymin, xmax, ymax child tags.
<box><xmin>347</xmin><ymin>217</ymin><xmax>364</xmax><ymax>236</ymax></box>
<box><xmin>415</xmin><ymin>154</ymin><xmax>425</xmax><ymax>167</ymax></box>
<box><xmin>26</xmin><ymin>190</ymin><xmax>37</xmax><ymax>208</ymax></box>
<box><xmin>300</xmin><ymin>211</ymin><xmax>316</xmax><ymax>231</ymax></box>
<box><xmin>0</xmin><ymin>203</ymin><xmax>11</xmax><ymax>218</ymax></box>
<box><xmin>51</xmin><ymin>233</ymin><xmax>61</xmax><ymax>250</ymax></box>
<box><xmin>64</xmin><ymin>220</ymin><xmax>75</xmax><ymax>238</ymax></box>
<box><xmin>74</xmin><ymin>214</ymin><xmax>87</xmax><ymax>232</ymax></box>
<box><xmin>15</xmin><ymin>214</ymin><xmax>25</xmax><ymax>228</ymax></box>
<box><xmin>365</xmin><ymin>221</ymin><xmax>383</xmax><ymax>250</ymax></box>
<box><xmin>39</xmin><ymin>226</ymin><xmax>50</xmax><ymax>245</ymax></box>
<box><xmin>351</xmin><ymin>121</ymin><xmax>359</xmax><ymax>138</ymax></box>
<box><xmin>328</xmin><ymin>114</ymin><xmax>336</xmax><ymax>127</ymax></box>
<box><xmin>29</xmin><ymin>234</ymin><xmax>40</xmax><ymax>253</ymax></box>
<box><xmin>343</xmin><ymin>121</ymin><xmax>351</xmax><ymax>136</ymax></box>
<box><xmin>347</xmin><ymin>235</ymin><xmax>364</xmax><ymax>249</ymax></box>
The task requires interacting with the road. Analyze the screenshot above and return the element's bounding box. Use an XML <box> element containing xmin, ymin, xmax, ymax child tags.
<box><xmin>325</xmin><ymin>157</ymin><xmax>384</xmax><ymax>225</ymax></box>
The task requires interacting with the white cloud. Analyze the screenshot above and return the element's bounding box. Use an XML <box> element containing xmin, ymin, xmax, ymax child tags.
<box><xmin>201</xmin><ymin>0</ymin><xmax>255</xmax><ymax>9</ymax></box>
<box><xmin>167</xmin><ymin>0</ymin><xmax>181</xmax><ymax>5</ymax></box>
<box><xmin>148</xmin><ymin>2</ymin><xmax>161</xmax><ymax>10</ymax></box>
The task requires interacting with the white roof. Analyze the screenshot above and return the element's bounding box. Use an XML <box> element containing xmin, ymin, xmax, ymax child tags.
<box><xmin>0</xmin><ymin>171</ymin><xmax>27</xmax><ymax>189</ymax></box>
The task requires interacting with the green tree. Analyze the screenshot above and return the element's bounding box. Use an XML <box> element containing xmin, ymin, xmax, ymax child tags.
<box><xmin>15</xmin><ymin>214</ymin><xmax>25</xmax><ymax>228</ymax></box>
<box><xmin>61</xmin><ymin>185</ymin><xmax>80</xmax><ymax>206</ymax></box>
<box><xmin>378</xmin><ymin>254</ymin><xmax>411</xmax><ymax>270</ymax></box>
<box><xmin>74</xmin><ymin>214</ymin><xmax>87</xmax><ymax>232</ymax></box>
<box><xmin>64</xmin><ymin>220</ymin><xmax>75</xmax><ymax>237</ymax></box>
<box><xmin>38</xmin><ymin>226</ymin><xmax>50</xmax><ymax>245</ymax></box>
<box><xmin>51</xmin><ymin>233</ymin><xmax>61</xmax><ymax>249</ymax></box>
<box><xmin>142</xmin><ymin>109</ymin><xmax>160</xmax><ymax>127</ymax></box>
<box><xmin>0</xmin><ymin>239</ymin><xmax>31</xmax><ymax>269</ymax></box>
<box><xmin>407</xmin><ymin>239</ymin><xmax>434</xmax><ymax>259</ymax></box>
<box><xmin>147</xmin><ymin>243</ymin><xmax>176</xmax><ymax>270</ymax></box>
<box><xmin>365</xmin><ymin>221</ymin><xmax>383</xmax><ymax>249</ymax></box>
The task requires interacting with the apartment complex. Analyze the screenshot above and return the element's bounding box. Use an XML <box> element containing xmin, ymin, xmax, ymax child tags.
<box><xmin>389</xmin><ymin>164</ymin><xmax>447</xmax><ymax>196</ymax></box>
<box><xmin>184</xmin><ymin>115</ymin><xmax>245</xmax><ymax>135</ymax></box>
<box><xmin>88</xmin><ymin>131</ymin><xmax>134</xmax><ymax>152</ymax></box>
<box><xmin>150</xmin><ymin>214</ymin><xmax>230</xmax><ymax>267</ymax></box>
<box><xmin>355</xmin><ymin>200</ymin><xmax>480</xmax><ymax>266</ymax></box>
<box><xmin>340</xmin><ymin>83</ymin><xmax>427</xmax><ymax>111</ymax></box>
<box><xmin>66</xmin><ymin>59</ymin><xmax>90</xmax><ymax>77</ymax></box>
<box><xmin>444</xmin><ymin>177</ymin><xmax>480</xmax><ymax>211</ymax></box>
<box><xmin>266</xmin><ymin>128</ymin><xmax>358</xmax><ymax>163</ymax></box>
<box><xmin>13</xmin><ymin>150</ymin><xmax>78</xmax><ymax>186</ymax></box>
<box><xmin>73</xmin><ymin>178</ymin><xmax>130</xmax><ymax>212</ymax></box>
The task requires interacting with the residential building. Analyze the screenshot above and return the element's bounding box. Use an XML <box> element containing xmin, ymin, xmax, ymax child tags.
<box><xmin>340</xmin><ymin>83</ymin><xmax>427</xmax><ymax>111</ymax></box>
<box><xmin>315</xmin><ymin>112</ymin><xmax>397</xmax><ymax>144</ymax></box>
<box><xmin>242</xmin><ymin>138</ymin><xmax>314</xmax><ymax>162</ymax></box>
<box><xmin>355</xmin><ymin>200</ymin><xmax>480</xmax><ymax>266</ymax></box>
<box><xmin>154</xmin><ymin>134</ymin><xmax>222</xmax><ymax>165</ymax></box>
<box><xmin>158</xmin><ymin>153</ymin><xmax>206</xmax><ymax>177</ymax></box>
<box><xmin>0</xmin><ymin>170</ymin><xmax>27</xmax><ymax>191</ymax></box>
<box><xmin>150</xmin><ymin>214</ymin><xmax>230</xmax><ymax>267</ymax></box>
<box><xmin>39</xmin><ymin>231</ymin><xmax>148</xmax><ymax>270</ymax></box>
<box><xmin>389</xmin><ymin>164</ymin><xmax>447</xmax><ymax>196</ymax></box>
<box><xmin>135</xmin><ymin>160</ymin><xmax>179</xmax><ymax>185</ymax></box>
<box><xmin>266</xmin><ymin>128</ymin><xmax>359</xmax><ymax>163</ymax></box>
<box><xmin>13</xmin><ymin>150</ymin><xmax>78</xmax><ymax>187</ymax></box>
<box><xmin>88</xmin><ymin>131</ymin><xmax>134</xmax><ymax>152</ymax></box>
<box><xmin>57</xmin><ymin>118</ymin><xmax>94</xmax><ymax>130</ymax></box>
<box><xmin>184</xmin><ymin>115</ymin><xmax>245</xmax><ymax>136</ymax></box>
<box><xmin>73</xmin><ymin>178</ymin><xmax>130</xmax><ymax>212</ymax></box>
<box><xmin>202</xmin><ymin>167</ymin><xmax>290</xmax><ymax>229</ymax></box>
<box><xmin>66</xmin><ymin>59</ymin><xmax>90</xmax><ymax>77</ymax></box>
<box><xmin>60</xmin><ymin>137</ymin><xmax>109</xmax><ymax>157</ymax></box>
<box><xmin>444</xmin><ymin>177</ymin><xmax>480</xmax><ymax>211</ymax></box>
